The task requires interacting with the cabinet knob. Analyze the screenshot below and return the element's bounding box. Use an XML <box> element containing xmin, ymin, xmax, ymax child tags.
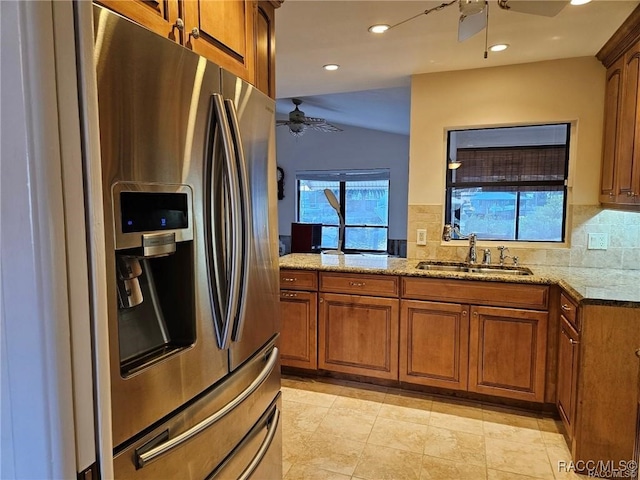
<box><xmin>173</xmin><ymin>18</ymin><xmax>184</xmax><ymax>32</ymax></box>
<box><xmin>462</xmin><ymin>310</ymin><xmax>467</xmax><ymax>316</ymax></box>
<box><xmin>635</xmin><ymin>348</ymin><xmax>640</xmax><ymax>359</ymax></box>
<box><xmin>473</xmin><ymin>312</ymin><xmax>478</xmax><ymax>317</ymax></box>
<box><xmin>189</xmin><ymin>27</ymin><xmax>200</xmax><ymax>41</ymax></box>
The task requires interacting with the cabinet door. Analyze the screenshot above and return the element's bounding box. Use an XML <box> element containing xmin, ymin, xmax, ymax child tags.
<box><xmin>182</xmin><ymin>0</ymin><xmax>255</xmax><ymax>82</ymax></box>
<box><xmin>557</xmin><ymin>316</ymin><xmax>580</xmax><ymax>438</ymax></box>
<box><xmin>319</xmin><ymin>293</ymin><xmax>399</xmax><ymax>380</ymax></box>
<box><xmin>280</xmin><ymin>291</ymin><xmax>317</xmax><ymax>370</ymax></box>
<box><xmin>255</xmin><ymin>2</ymin><xmax>275</xmax><ymax>98</ymax></box>
<box><xmin>96</xmin><ymin>0</ymin><xmax>181</xmax><ymax>41</ymax></box>
<box><xmin>469</xmin><ymin>306</ymin><xmax>548</xmax><ymax>402</ymax></box>
<box><xmin>601</xmin><ymin>56</ymin><xmax>625</xmax><ymax>203</ymax></box>
<box><xmin>617</xmin><ymin>40</ymin><xmax>640</xmax><ymax>203</ymax></box>
<box><xmin>400</xmin><ymin>300</ymin><xmax>469</xmax><ymax>391</ymax></box>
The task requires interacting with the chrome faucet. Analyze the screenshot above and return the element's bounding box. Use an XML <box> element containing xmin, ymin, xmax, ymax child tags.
<box><xmin>482</xmin><ymin>248</ymin><xmax>491</xmax><ymax>265</ymax></box>
<box><xmin>497</xmin><ymin>246</ymin><xmax>519</xmax><ymax>267</ymax></box>
<box><xmin>467</xmin><ymin>233</ymin><xmax>477</xmax><ymax>264</ymax></box>
<box><xmin>442</xmin><ymin>224</ymin><xmax>478</xmax><ymax>265</ymax></box>
<box><xmin>497</xmin><ymin>246</ymin><xmax>509</xmax><ymax>265</ymax></box>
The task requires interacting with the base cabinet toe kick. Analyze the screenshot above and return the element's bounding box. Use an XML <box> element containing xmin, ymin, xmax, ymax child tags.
<box><xmin>279</xmin><ymin>267</ymin><xmax>640</xmax><ymax>475</ymax></box>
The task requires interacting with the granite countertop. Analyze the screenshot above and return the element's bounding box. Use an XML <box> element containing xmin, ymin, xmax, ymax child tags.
<box><xmin>279</xmin><ymin>253</ymin><xmax>640</xmax><ymax>307</ymax></box>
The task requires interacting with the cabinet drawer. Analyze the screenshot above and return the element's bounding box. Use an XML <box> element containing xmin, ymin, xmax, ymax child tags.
<box><xmin>560</xmin><ymin>291</ymin><xmax>580</xmax><ymax>331</ymax></box>
<box><xmin>280</xmin><ymin>270</ymin><xmax>317</xmax><ymax>291</ymax></box>
<box><xmin>319</xmin><ymin>272</ymin><xmax>399</xmax><ymax>298</ymax></box>
<box><xmin>402</xmin><ymin>277</ymin><xmax>548</xmax><ymax>310</ymax></box>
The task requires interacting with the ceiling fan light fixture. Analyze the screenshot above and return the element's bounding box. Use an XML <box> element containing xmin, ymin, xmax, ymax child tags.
<box><xmin>323</xmin><ymin>64</ymin><xmax>340</xmax><ymax>71</ymax></box>
<box><xmin>289</xmin><ymin>123</ymin><xmax>305</xmax><ymax>137</ymax></box>
<box><xmin>368</xmin><ymin>24</ymin><xmax>390</xmax><ymax>34</ymax></box>
<box><xmin>570</xmin><ymin>0</ymin><xmax>591</xmax><ymax>5</ymax></box>
<box><xmin>489</xmin><ymin>43</ymin><xmax>509</xmax><ymax>52</ymax></box>
<box><xmin>460</xmin><ymin>0</ymin><xmax>486</xmax><ymax>16</ymax></box>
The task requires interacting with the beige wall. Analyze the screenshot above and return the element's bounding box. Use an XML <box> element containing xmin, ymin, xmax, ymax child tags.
<box><xmin>406</xmin><ymin>56</ymin><xmax>639</xmax><ymax>267</ymax></box>
<box><xmin>409</xmin><ymin>56</ymin><xmax>605</xmax><ymax>207</ymax></box>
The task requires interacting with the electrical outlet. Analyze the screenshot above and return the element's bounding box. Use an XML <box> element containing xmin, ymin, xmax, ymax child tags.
<box><xmin>417</xmin><ymin>229</ymin><xmax>427</xmax><ymax>246</ymax></box>
<box><xmin>587</xmin><ymin>232</ymin><xmax>608</xmax><ymax>250</ymax></box>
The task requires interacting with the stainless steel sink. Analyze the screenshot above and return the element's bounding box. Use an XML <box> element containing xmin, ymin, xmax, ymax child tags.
<box><xmin>416</xmin><ymin>261</ymin><xmax>533</xmax><ymax>276</ymax></box>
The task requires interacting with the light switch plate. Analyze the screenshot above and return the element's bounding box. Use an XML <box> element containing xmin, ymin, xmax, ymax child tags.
<box><xmin>417</xmin><ymin>229</ymin><xmax>427</xmax><ymax>246</ymax></box>
<box><xmin>587</xmin><ymin>232</ymin><xmax>608</xmax><ymax>250</ymax></box>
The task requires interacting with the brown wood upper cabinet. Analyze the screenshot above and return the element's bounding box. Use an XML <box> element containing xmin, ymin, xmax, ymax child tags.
<box><xmin>598</xmin><ymin>6</ymin><xmax>640</xmax><ymax>209</ymax></box>
<box><xmin>96</xmin><ymin>0</ymin><xmax>182</xmax><ymax>42</ymax></box>
<box><xmin>183</xmin><ymin>1</ymin><xmax>255</xmax><ymax>83</ymax></box>
<box><xmin>255</xmin><ymin>2</ymin><xmax>276</xmax><ymax>98</ymax></box>
<box><xmin>95</xmin><ymin>0</ymin><xmax>279</xmax><ymax>97</ymax></box>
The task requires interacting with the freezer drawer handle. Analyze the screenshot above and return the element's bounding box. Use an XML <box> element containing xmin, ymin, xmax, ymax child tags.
<box><xmin>237</xmin><ymin>406</ymin><xmax>281</xmax><ymax>480</ymax></box>
<box><xmin>135</xmin><ymin>347</ymin><xmax>279</xmax><ymax>468</ymax></box>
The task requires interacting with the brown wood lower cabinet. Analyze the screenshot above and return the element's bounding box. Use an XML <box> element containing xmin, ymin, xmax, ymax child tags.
<box><xmin>400</xmin><ymin>300</ymin><xmax>469</xmax><ymax>390</ymax></box>
<box><xmin>557</xmin><ymin>315</ymin><xmax>580</xmax><ymax>438</ymax></box>
<box><xmin>280</xmin><ymin>290</ymin><xmax>317</xmax><ymax>370</ymax></box>
<box><xmin>319</xmin><ymin>293</ymin><xmax>399</xmax><ymax>380</ymax></box>
<box><xmin>469</xmin><ymin>305</ymin><xmax>548</xmax><ymax>403</ymax></box>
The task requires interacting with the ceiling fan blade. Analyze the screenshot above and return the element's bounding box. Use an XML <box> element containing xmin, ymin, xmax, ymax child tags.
<box><xmin>497</xmin><ymin>0</ymin><xmax>568</xmax><ymax>17</ymax></box>
<box><xmin>309</xmin><ymin>123</ymin><xmax>343</xmax><ymax>133</ymax></box>
<box><xmin>458</xmin><ymin>10</ymin><xmax>487</xmax><ymax>42</ymax></box>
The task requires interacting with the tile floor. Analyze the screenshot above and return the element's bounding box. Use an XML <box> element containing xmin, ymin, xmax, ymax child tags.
<box><xmin>281</xmin><ymin>376</ymin><xmax>588</xmax><ymax>480</ymax></box>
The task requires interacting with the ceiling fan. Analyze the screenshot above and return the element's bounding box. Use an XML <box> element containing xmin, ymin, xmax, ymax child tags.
<box><xmin>276</xmin><ymin>99</ymin><xmax>343</xmax><ymax>137</ymax></box>
<box><xmin>372</xmin><ymin>0</ymin><xmax>570</xmax><ymax>56</ymax></box>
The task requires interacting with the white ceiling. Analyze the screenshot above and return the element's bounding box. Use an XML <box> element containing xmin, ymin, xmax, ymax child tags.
<box><xmin>274</xmin><ymin>0</ymin><xmax>639</xmax><ymax>135</ymax></box>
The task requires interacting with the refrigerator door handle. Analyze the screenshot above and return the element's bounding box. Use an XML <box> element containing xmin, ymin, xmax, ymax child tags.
<box><xmin>224</xmin><ymin>98</ymin><xmax>252</xmax><ymax>342</ymax></box>
<box><xmin>135</xmin><ymin>347</ymin><xmax>279</xmax><ymax>468</ymax></box>
<box><xmin>236</xmin><ymin>406</ymin><xmax>280</xmax><ymax>480</ymax></box>
<box><xmin>207</xmin><ymin>93</ymin><xmax>241</xmax><ymax>350</ymax></box>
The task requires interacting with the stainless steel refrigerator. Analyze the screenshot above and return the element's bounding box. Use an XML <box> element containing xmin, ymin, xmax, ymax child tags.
<box><xmin>93</xmin><ymin>5</ymin><xmax>281</xmax><ymax>478</ymax></box>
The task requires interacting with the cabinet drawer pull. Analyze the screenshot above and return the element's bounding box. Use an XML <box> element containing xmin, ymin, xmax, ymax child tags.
<box><xmin>280</xmin><ymin>292</ymin><xmax>298</xmax><ymax>298</ymax></box>
<box><xmin>282</xmin><ymin>277</ymin><xmax>296</xmax><ymax>282</ymax></box>
<box><xmin>561</xmin><ymin>304</ymin><xmax>572</xmax><ymax>312</ymax></box>
<box><xmin>349</xmin><ymin>281</ymin><xmax>366</xmax><ymax>287</ymax></box>
<box><xmin>569</xmin><ymin>339</ymin><xmax>579</xmax><ymax>346</ymax></box>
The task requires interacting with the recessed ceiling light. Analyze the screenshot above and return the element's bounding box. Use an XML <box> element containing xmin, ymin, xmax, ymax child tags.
<box><xmin>323</xmin><ymin>64</ymin><xmax>340</xmax><ymax>71</ymax></box>
<box><xmin>489</xmin><ymin>43</ymin><xmax>509</xmax><ymax>52</ymax></box>
<box><xmin>368</xmin><ymin>24</ymin><xmax>390</xmax><ymax>34</ymax></box>
<box><xmin>570</xmin><ymin>0</ymin><xmax>592</xmax><ymax>5</ymax></box>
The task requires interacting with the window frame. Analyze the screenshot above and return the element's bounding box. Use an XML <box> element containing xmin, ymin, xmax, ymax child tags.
<box><xmin>444</xmin><ymin>123</ymin><xmax>571</xmax><ymax>243</ymax></box>
<box><xmin>296</xmin><ymin>170</ymin><xmax>390</xmax><ymax>253</ymax></box>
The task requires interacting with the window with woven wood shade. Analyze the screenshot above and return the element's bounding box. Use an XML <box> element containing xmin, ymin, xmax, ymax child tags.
<box><xmin>445</xmin><ymin>124</ymin><xmax>570</xmax><ymax>242</ymax></box>
<box><xmin>454</xmin><ymin>146</ymin><xmax>567</xmax><ymax>184</ymax></box>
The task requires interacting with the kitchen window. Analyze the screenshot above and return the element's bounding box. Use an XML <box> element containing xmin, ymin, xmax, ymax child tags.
<box><xmin>445</xmin><ymin>124</ymin><xmax>570</xmax><ymax>242</ymax></box>
<box><xmin>297</xmin><ymin>169</ymin><xmax>389</xmax><ymax>252</ymax></box>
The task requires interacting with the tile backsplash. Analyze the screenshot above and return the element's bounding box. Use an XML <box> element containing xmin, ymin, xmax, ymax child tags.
<box><xmin>407</xmin><ymin>204</ymin><xmax>640</xmax><ymax>270</ymax></box>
